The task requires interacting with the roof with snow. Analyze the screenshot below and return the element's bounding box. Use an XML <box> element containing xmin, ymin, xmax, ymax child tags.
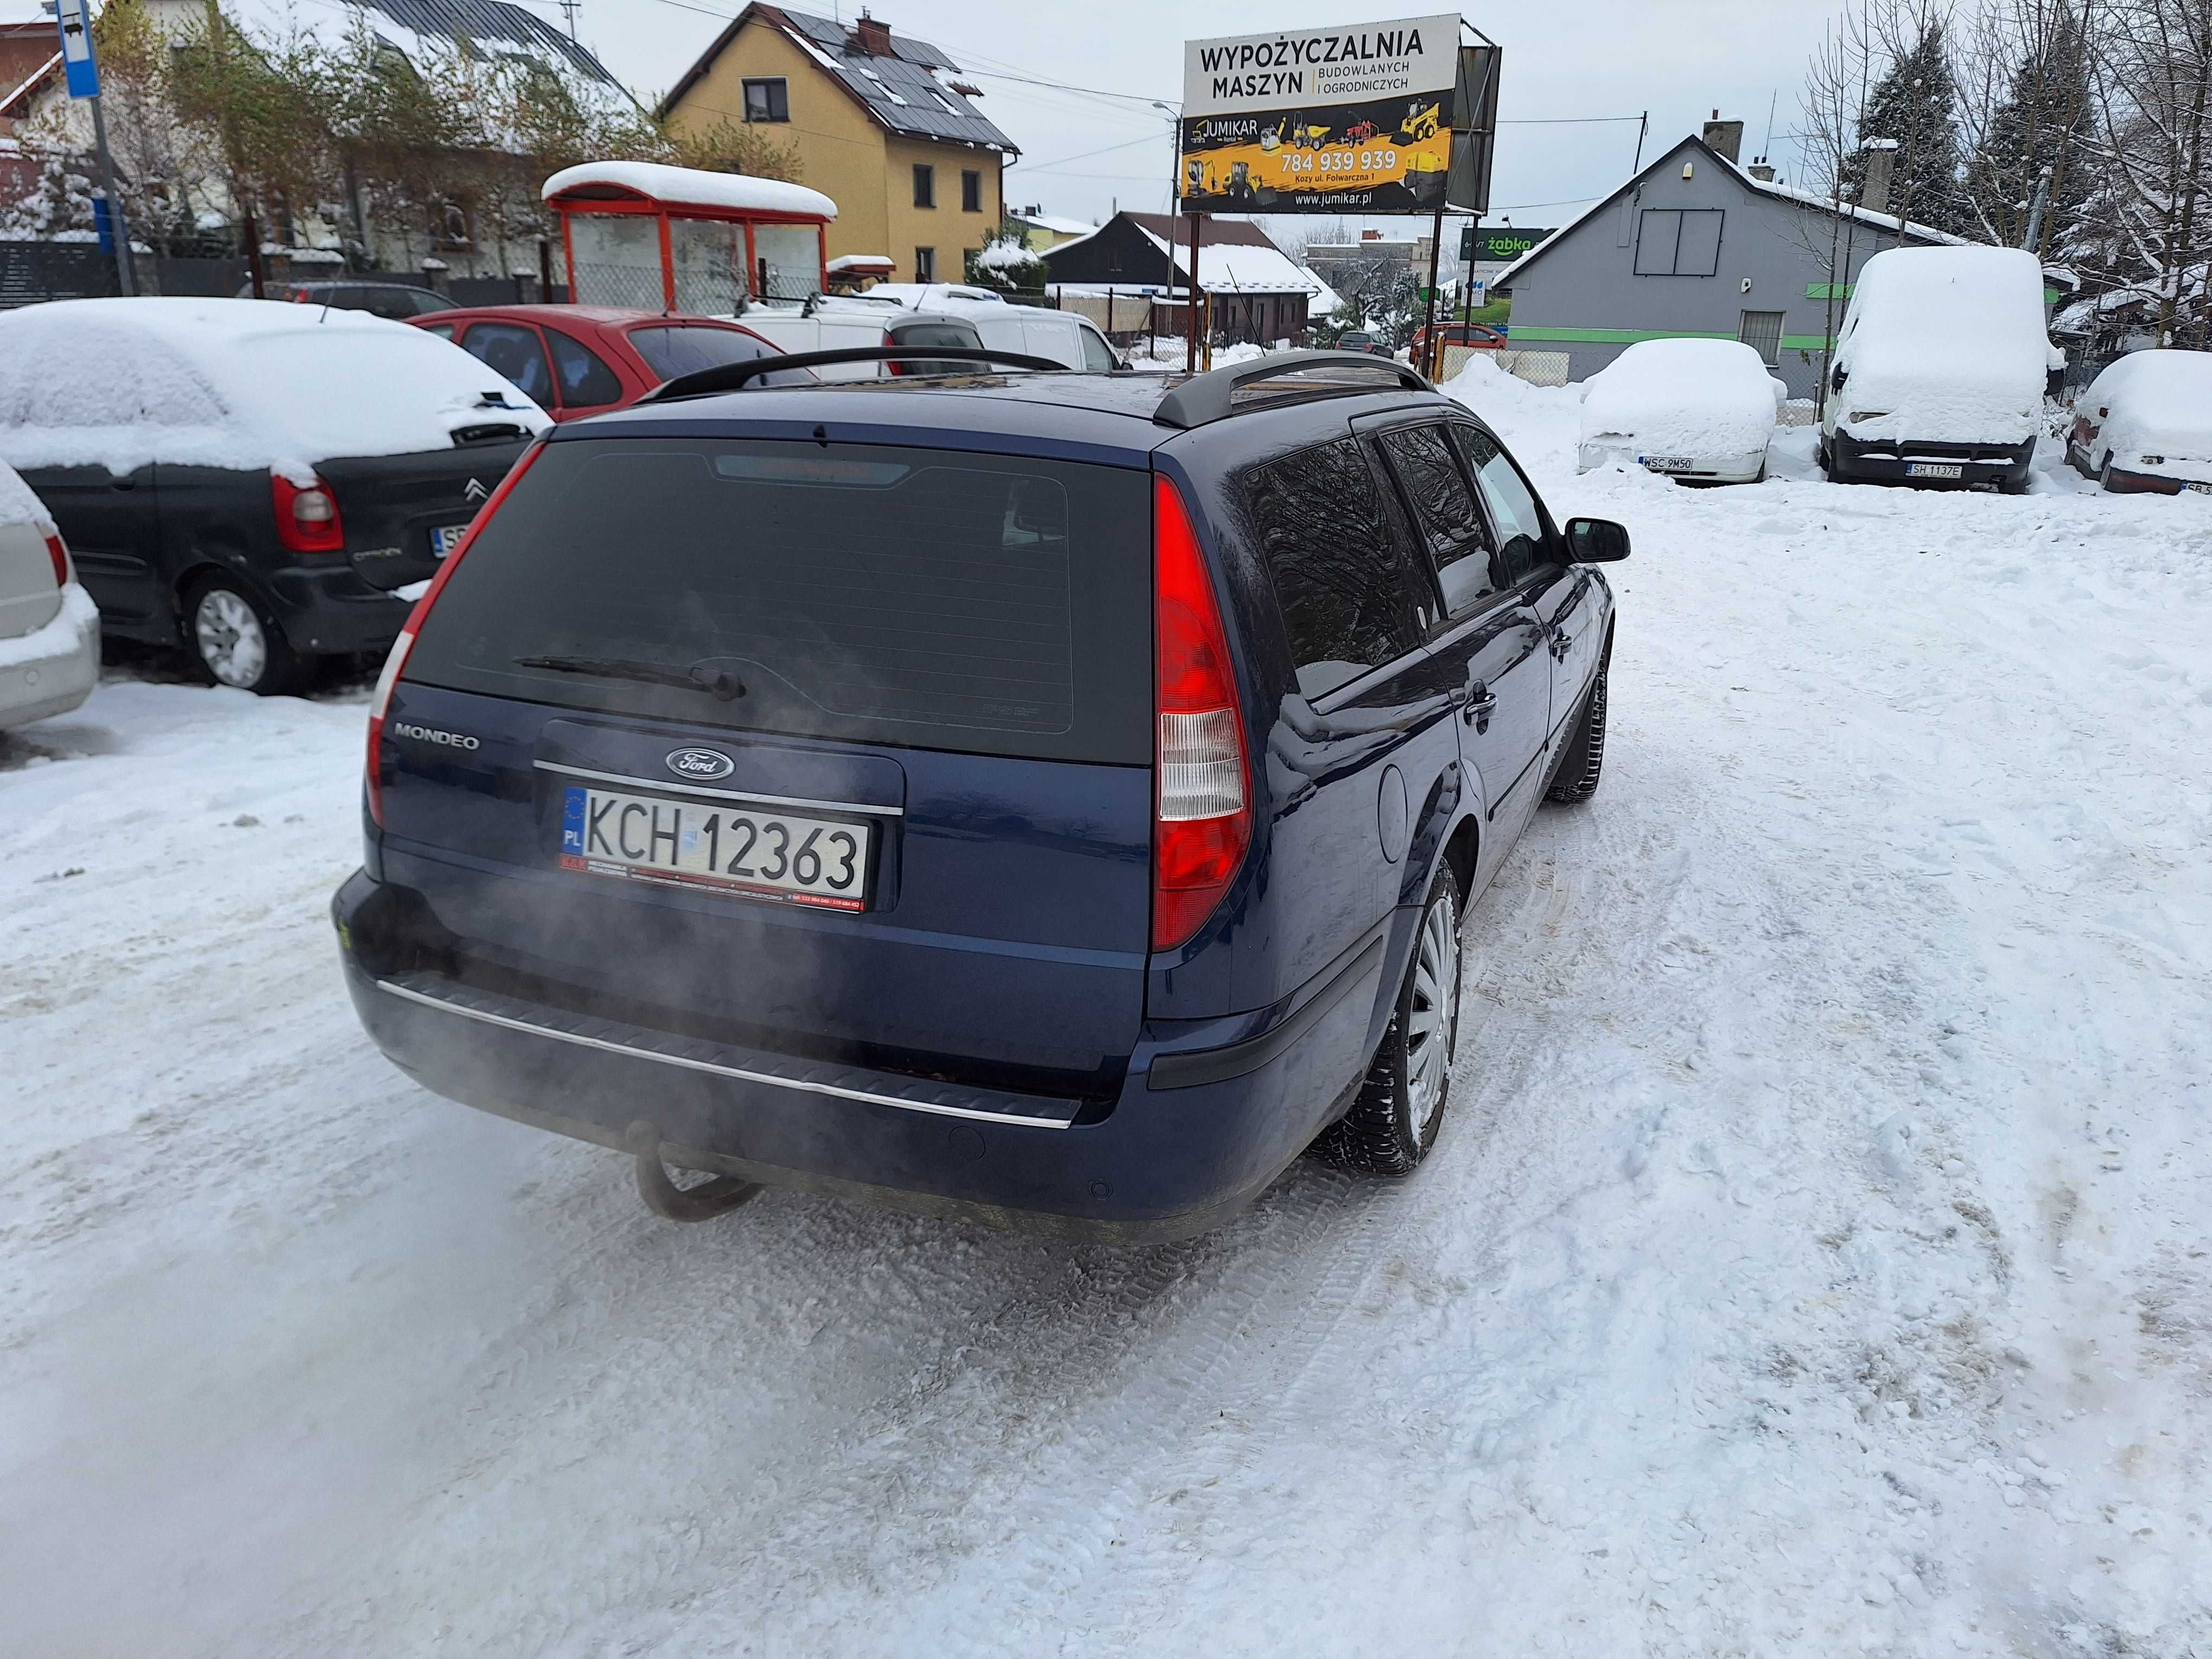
<box><xmin>349</xmin><ymin>0</ymin><xmax>614</xmax><ymax>83</ymax></box>
<box><xmin>542</xmin><ymin>160</ymin><xmax>837</xmax><ymax>221</ymax></box>
<box><xmin>1010</xmin><ymin>210</ymin><xmax>1097</xmax><ymax>237</ymax></box>
<box><xmin>1040</xmin><ymin>213</ymin><xmax>1341</xmax><ymax>316</ymax></box>
<box><xmin>1493</xmin><ymin>134</ymin><xmax>1961</xmax><ymax>290</ymax></box>
<box><xmin>658</xmin><ymin>4</ymin><xmax>1015</xmax><ymax>155</ymax></box>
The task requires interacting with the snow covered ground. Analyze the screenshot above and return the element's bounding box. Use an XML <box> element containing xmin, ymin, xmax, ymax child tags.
<box><xmin>4</xmin><ymin>368</ymin><xmax>2210</xmax><ymax>1657</ymax></box>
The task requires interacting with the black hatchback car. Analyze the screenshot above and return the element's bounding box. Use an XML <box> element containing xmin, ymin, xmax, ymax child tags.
<box><xmin>0</xmin><ymin>298</ymin><xmax>548</xmax><ymax>694</ymax></box>
<box><xmin>335</xmin><ymin>349</ymin><xmax>1626</xmax><ymax>1240</ymax></box>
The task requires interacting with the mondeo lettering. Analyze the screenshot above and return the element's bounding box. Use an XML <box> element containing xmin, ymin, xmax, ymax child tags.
<box><xmin>393</xmin><ymin>723</ymin><xmax>479</xmax><ymax>750</ymax></box>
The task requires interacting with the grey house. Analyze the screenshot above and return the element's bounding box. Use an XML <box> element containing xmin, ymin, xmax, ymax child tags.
<box><xmin>1495</xmin><ymin>131</ymin><xmax>1954</xmax><ymax>398</ymax></box>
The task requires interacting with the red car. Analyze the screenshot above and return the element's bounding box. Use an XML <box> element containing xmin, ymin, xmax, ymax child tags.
<box><xmin>1410</xmin><ymin>320</ymin><xmax>1507</xmax><ymax>362</ymax></box>
<box><xmin>406</xmin><ymin>306</ymin><xmax>809</xmax><ymax>419</ymax></box>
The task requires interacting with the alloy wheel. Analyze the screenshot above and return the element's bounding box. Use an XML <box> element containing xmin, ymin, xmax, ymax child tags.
<box><xmin>194</xmin><ymin>587</ymin><xmax>268</xmax><ymax>689</ymax></box>
<box><xmin>1405</xmin><ymin>886</ymin><xmax>1459</xmax><ymax>1139</ymax></box>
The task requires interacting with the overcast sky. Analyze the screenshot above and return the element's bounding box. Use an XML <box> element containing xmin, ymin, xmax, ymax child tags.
<box><xmin>549</xmin><ymin>0</ymin><xmax>1838</xmax><ymax>235</ymax></box>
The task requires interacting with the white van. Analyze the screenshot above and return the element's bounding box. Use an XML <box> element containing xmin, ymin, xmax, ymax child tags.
<box><xmin>863</xmin><ymin>284</ymin><xmax>1124</xmax><ymax>372</ymax></box>
<box><xmin>1818</xmin><ymin>246</ymin><xmax>2050</xmax><ymax>493</ymax></box>
<box><xmin>731</xmin><ymin>295</ymin><xmax>986</xmax><ymax>381</ymax></box>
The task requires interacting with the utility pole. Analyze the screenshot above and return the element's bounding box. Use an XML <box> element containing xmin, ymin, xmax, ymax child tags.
<box><xmin>1154</xmin><ymin>100</ymin><xmax>1180</xmax><ymax>357</ymax></box>
<box><xmin>49</xmin><ymin>0</ymin><xmax>134</xmax><ymax>296</ymax></box>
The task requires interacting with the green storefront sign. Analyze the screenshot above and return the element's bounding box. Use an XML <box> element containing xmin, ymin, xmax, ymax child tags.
<box><xmin>1461</xmin><ymin>227</ymin><xmax>1556</xmax><ymax>262</ymax></box>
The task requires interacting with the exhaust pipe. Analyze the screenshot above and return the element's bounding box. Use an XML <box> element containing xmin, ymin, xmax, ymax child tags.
<box><xmin>627</xmin><ymin>1121</ymin><xmax>761</xmax><ymax>1222</ymax></box>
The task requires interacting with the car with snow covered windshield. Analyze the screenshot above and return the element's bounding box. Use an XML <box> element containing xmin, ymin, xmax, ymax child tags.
<box><xmin>0</xmin><ymin>459</ymin><xmax>98</xmax><ymax>732</ymax></box>
<box><xmin>1577</xmin><ymin>338</ymin><xmax>1780</xmax><ymax>484</ymax></box>
<box><xmin>2065</xmin><ymin>349</ymin><xmax>2212</xmax><ymax>496</ymax></box>
<box><xmin>335</xmin><ymin>348</ymin><xmax>1627</xmax><ymax>1242</ymax></box>
<box><xmin>1818</xmin><ymin>246</ymin><xmax>2050</xmax><ymax>494</ymax></box>
<box><xmin>0</xmin><ymin>298</ymin><xmax>551</xmax><ymax>695</ymax></box>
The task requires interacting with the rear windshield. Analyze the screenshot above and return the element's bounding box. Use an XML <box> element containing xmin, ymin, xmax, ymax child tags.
<box><xmin>404</xmin><ymin>438</ymin><xmax>1153</xmax><ymax>764</ymax></box>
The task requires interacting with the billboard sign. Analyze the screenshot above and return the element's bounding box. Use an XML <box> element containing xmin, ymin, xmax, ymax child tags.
<box><xmin>1178</xmin><ymin>15</ymin><xmax>1461</xmax><ymax>214</ymax></box>
<box><xmin>1462</xmin><ymin>227</ymin><xmax>1556</xmax><ymax>263</ymax></box>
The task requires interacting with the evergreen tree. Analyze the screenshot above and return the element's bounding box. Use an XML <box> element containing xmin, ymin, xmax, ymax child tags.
<box><xmin>1840</xmin><ymin>20</ymin><xmax>1967</xmax><ymax>232</ymax></box>
<box><xmin>1962</xmin><ymin>1</ymin><xmax>2093</xmax><ymax>255</ymax></box>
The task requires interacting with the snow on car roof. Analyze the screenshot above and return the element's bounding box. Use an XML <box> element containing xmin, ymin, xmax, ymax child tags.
<box><xmin>0</xmin><ymin>298</ymin><xmax>550</xmax><ymax>481</ymax></box>
<box><xmin>542</xmin><ymin>162</ymin><xmax>838</xmax><ymax>222</ymax></box>
<box><xmin>1579</xmin><ymin>338</ymin><xmax>1776</xmax><ymax>456</ymax></box>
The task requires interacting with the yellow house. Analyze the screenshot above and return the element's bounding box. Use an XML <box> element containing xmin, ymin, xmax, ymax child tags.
<box><xmin>657</xmin><ymin>6</ymin><xmax>1019</xmax><ymax>284</ymax></box>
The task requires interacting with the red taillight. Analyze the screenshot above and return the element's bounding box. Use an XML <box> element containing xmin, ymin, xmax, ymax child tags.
<box><xmin>43</xmin><ymin>530</ymin><xmax>68</xmax><ymax>588</ymax></box>
<box><xmin>884</xmin><ymin>330</ymin><xmax>907</xmax><ymax>375</ymax></box>
<box><xmin>1151</xmin><ymin>472</ymin><xmax>1249</xmax><ymax>952</ymax></box>
<box><xmin>271</xmin><ymin>471</ymin><xmax>345</xmax><ymax>554</ymax></box>
<box><xmin>365</xmin><ymin>441</ymin><xmax>544</xmax><ymax>827</ymax></box>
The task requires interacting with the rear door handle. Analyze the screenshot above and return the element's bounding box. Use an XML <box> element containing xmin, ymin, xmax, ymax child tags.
<box><xmin>1462</xmin><ymin>679</ymin><xmax>1497</xmax><ymax>731</ymax></box>
<box><xmin>1551</xmin><ymin>630</ymin><xmax>1573</xmax><ymax>660</ymax></box>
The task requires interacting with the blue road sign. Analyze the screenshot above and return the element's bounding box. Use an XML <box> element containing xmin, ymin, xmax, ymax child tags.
<box><xmin>53</xmin><ymin>0</ymin><xmax>100</xmax><ymax>101</ymax></box>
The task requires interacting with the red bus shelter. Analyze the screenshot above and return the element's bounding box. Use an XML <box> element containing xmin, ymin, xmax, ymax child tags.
<box><xmin>542</xmin><ymin>161</ymin><xmax>838</xmax><ymax>313</ymax></box>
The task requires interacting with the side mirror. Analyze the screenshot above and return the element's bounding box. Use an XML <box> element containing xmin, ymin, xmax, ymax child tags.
<box><xmin>1565</xmin><ymin>517</ymin><xmax>1630</xmax><ymax>563</ymax></box>
<box><xmin>1830</xmin><ymin>362</ymin><xmax>1848</xmax><ymax>393</ymax></box>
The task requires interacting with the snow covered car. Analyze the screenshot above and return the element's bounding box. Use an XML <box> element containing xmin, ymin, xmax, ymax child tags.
<box><xmin>0</xmin><ymin>298</ymin><xmax>551</xmax><ymax>695</ymax></box>
<box><xmin>2066</xmin><ymin>349</ymin><xmax>2212</xmax><ymax>496</ymax></box>
<box><xmin>1577</xmin><ymin>338</ymin><xmax>1779</xmax><ymax>483</ymax></box>
<box><xmin>0</xmin><ymin>460</ymin><xmax>98</xmax><ymax>731</ymax></box>
<box><xmin>1818</xmin><ymin>246</ymin><xmax>2048</xmax><ymax>493</ymax></box>
<box><xmin>729</xmin><ymin>296</ymin><xmax>989</xmax><ymax>381</ymax></box>
<box><xmin>859</xmin><ymin>283</ymin><xmax>1124</xmax><ymax>371</ymax></box>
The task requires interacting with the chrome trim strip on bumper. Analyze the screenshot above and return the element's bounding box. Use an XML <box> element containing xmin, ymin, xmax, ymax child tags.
<box><xmin>374</xmin><ymin>978</ymin><xmax>1075</xmax><ymax>1130</ymax></box>
<box><xmin>532</xmin><ymin>760</ymin><xmax>904</xmax><ymax>818</ymax></box>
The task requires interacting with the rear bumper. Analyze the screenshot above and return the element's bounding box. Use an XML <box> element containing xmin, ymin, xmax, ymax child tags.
<box><xmin>2102</xmin><ymin>464</ymin><xmax>2212</xmax><ymax>497</ymax></box>
<box><xmin>1830</xmin><ymin>429</ymin><xmax>2033</xmax><ymax>487</ymax></box>
<box><xmin>333</xmin><ymin>869</ymin><xmax>1391</xmax><ymax>1242</ymax></box>
<box><xmin>258</xmin><ymin>560</ymin><xmax>415</xmax><ymax>656</ymax></box>
<box><xmin>0</xmin><ymin>582</ymin><xmax>100</xmax><ymax>731</ymax></box>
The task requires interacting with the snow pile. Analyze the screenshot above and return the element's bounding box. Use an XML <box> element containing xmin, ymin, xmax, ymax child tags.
<box><xmin>2081</xmin><ymin>349</ymin><xmax>2212</xmax><ymax>481</ymax></box>
<box><xmin>1576</xmin><ymin>338</ymin><xmax>1777</xmax><ymax>471</ymax></box>
<box><xmin>0</xmin><ymin>299</ymin><xmax>551</xmax><ymax>480</ymax></box>
<box><xmin>1834</xmin><ymin>246</ymin><xmax>2049</xmax><ymax>445</ymax></box>
<box><xmin>542</xmin><ymin>161</ymin><xmax>837</xmax><ymax>222</ymax></box>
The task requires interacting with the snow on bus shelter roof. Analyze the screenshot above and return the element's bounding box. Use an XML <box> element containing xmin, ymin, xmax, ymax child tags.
<box><xmin>542</xmin><ymin>162</ymin><xmax>837</xmax><ymax>223</ymax></box>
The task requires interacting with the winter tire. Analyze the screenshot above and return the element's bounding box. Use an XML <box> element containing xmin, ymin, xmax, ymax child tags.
<box><xmin>1312</xmin><ymin>870</ymin><xmax>1460</xmax><ymax>1178</ymax></box>
<box><xmin>1544</xmin><ymin>663</ymin><xmax>1608</xmax><ymax>805</ymax></box>
<box><xmin>186</xmin><ymin>574</ymin><xmax>307</xmax><ymax>696</ymax></box>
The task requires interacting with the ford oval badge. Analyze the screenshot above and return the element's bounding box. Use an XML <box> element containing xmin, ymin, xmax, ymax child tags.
<box><xmin>665</xmin><ymin>748</ymin><xmax>736</xmax><ymax>782</ymax></box>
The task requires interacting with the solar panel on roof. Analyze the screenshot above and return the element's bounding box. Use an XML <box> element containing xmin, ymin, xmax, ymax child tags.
<box><xmin>356</xmin><ymin>0</ymin><xmax>615</xmax><ymax>82</ymax></box>
<box><xmin>762</xmin><ymin>5</ymin><xmax>1013</xmax><ymax>150</ymax></box>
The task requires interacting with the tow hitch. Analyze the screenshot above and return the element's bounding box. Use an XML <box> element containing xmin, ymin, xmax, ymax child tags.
<box><xmin>627</xmin><ymin>1121</ymin><xmax>761</xmax><ymax>1222</ymax></box>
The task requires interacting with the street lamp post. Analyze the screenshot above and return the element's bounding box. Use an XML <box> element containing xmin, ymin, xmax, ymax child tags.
<box><xmin>1152</xmin><ymin>99</ymin><xmax>1181</xmax><ymax>365</ymax></box>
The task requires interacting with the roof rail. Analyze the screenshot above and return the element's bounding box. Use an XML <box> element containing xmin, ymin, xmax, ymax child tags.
<box><xmin>1152</xmin><ymin>350</ymin><xmax>1435</xmax><ymax>429</ymax></box>
<box><xmin>640</xmin><ymin>345</ymin><xmax>1071</xmax><ymax>402</ymax></box>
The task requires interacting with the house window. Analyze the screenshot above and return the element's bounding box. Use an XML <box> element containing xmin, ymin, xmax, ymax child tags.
<box><xmin>913</xmin><ymin>164</ymin><xmax>935</xmax><ymax>208</ymax></box>
<box><xmin>915</xmin><ymin>246</ymin><xmax>936</xmax><ymax>281</ymax></box>
<box><xmin>1632</xmin><ymin>208</ymin><xmax>1723</xmax><ymax>276</ymax></box>
<box><xmin>743</xmin><ymin>78</ymin><xmax>788</xmax><ymax>123</ymax></box>
<box><xmin>1738</xmin><ymin>309</ymin><xmax>1785</xmax><ymax>366</ymax></box>
<box><xmin>961</xmin><ymin>169</ymin><xmax>981</xmax><ymax>213</ymax></box>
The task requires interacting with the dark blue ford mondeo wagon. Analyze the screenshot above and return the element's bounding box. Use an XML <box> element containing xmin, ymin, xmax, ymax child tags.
<box><xmin>334</xmin><ymin>349</ymin><xmax>1626</xmax><ymax>1240</ymax></box>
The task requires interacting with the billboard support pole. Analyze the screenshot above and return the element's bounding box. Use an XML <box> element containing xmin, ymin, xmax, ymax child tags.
<box><xmin>1420</xmin><ymin>205</ymin><xmax>1444</xmax><ymax>377</ymax></box>
<box><xmin>1186</xmin><ymin>212</ymin><xmax>1203</xmax><ymax>374</ymax></box>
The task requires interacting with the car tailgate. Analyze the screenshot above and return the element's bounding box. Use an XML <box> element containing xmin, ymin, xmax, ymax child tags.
<box><xmin>318</xmin><ymin>441</ymin><xmax>532</xmax><ymax>593</ymax></box>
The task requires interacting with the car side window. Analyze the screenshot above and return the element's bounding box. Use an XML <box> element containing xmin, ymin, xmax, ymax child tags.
<box><xmin>1078</xmin><ymin>323</ymin><xmax>1116</xmax><ymax>372</ymax></box>
<box><xmin>1375</xmin><ymin>422</ymin><xmax>1499</xmax><ymax>616</ymax></box>
<box><xmin>459</xmin><ymin>322</ymin><xmax>554</xmax><ymax>405</ymax></box>
<box><xmin>1246</xmin><ymin>438</ymin><xmax>1428</xmax><ymax>701</ymax></box>
<box><xmin>1454</xmin><ymin>425</ymin><xmax>1551</xmax><ymax>584</ymax></box>
<box><xmin>545</xmin><ymin>328</ymin><xmax>623</xmax><ymax>408</ymax></box>
<box><xmin>420</xmin><ymin>322</ymin><xmax>456</xmax><ymax>340</ymax></box>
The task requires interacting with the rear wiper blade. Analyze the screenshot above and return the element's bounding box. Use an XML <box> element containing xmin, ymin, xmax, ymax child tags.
<box><xmin>511</xmin><ymin>655</ymin><xmax>746</xmax><ymax>701</ymax></box>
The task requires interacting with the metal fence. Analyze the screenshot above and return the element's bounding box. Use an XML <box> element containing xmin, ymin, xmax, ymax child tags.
<box><xmin>0</xmin><ymin>240</ymin><xmax>120</xmax><ymax>307</ymax></box>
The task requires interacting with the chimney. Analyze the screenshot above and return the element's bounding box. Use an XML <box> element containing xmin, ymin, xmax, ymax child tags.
<box><xmin>852</xmin><ymin>10</ymin><xmax>892</xmax><ymax>56</ymax></box>
<box><xmin>1748</xmin><ymin>161</ymin><xmax>1776</xmax><ymax>182</ymax></box>
<box><xmin>1701</xmin><ymin>112</ymin><xmax>1744</xmax><ymax>164</ymax></box>
<box><xmin>1860</xmin><ymin>137</ymin><xmax>1899</xmax><ymax>215</ymax></box>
